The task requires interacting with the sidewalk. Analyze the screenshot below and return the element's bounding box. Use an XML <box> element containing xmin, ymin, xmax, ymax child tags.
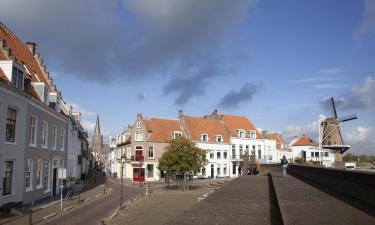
<box><xmin>0</xmin><ymin>170</ymin><xmax>111</xmax><ymax>225</ymax></box>
<box><xmin>271</xmin><ymin>171</ymin><xmax>375</xmax><ymax>225</ymax></box>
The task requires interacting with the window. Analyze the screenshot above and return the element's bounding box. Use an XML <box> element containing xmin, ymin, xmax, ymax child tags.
<box><xmin>11</xmin><ymin>66</ymin><xmax>24</xmax><ymax>90</ymax></box>
<box><xmin>223</xmin><ymin>151</ymin><xmax>228</xmax><ymax>159</ymax></box>
<box><xmin>36</xmin><ymin>159</ymin><xmax>42</xmax><ymax>188</ymax></box>
<box><xmin>148</xmin><ymin>146</ymin><xmax>154</xmax><ymax>159</ymax></box>
<box><xmin>147</xmin><ymin>164</ymin><xmax>154</xmax><ymax>178</ymax></box>
<box><xmin>217</xmin><ymin>150</ymin><xmax>221</xmax><ymax>159</ymax></box>
<box><xmin>5</xmin><ymin>107</ymin><xmax>17</xmax><ymax>143</ymax></box>
<box><xmin>3</xmin><ymin>161</ymin><xmax>14</xmax><ymax>195</ymax></box>
<box><xmin>258</xmin><ymin>149</ymin><xmax>261</xmax><ymax>159</ymax></box>
<box><xmin>324</xmin><ymin>152</ymin><xmax>329</xmax><ymax>157</ymax></box>
<box><xmin>223</xmin><ymin>164</ymin><xmax>227</xmax><ymax>175</ymax></box>
<box><xmin>60</xmin><ymin>128</ymin><xmax>65</xmax><ymax>151</ymax></box>
<box><xmin>52</xmin><ymin>126</ymin><xmax>57</xmax><ymax>150</ymax></box>
<box><xmin>43</xmin><ymin>160</ymin><xmax>50</xmax><ymax>191</ymax></box>
<box><xmin>315</xmin><ymin>152</ymin><xmax>319</xmax><ymax>157</ymax></box>
<box><xmin>135</xmin><ymin>132</ymin><xmax>143</xmax><ymax>141</ymax></box>
<box><xmin>41</xmin><ymin>121</ymin><xmax>48</xmax><ymax>148</ymax></box>
<box><xmin>201</xmin><ymin>134</ymin><xmax>208</xmax><ymax>142</ymax></box>
<box><xmin>239</xmin><ymin>145</ymin><xmax>243</xmax><ymax>159</ymax></box>
<box><xmin>25</xmin><ymin>159</ymin><xmax>33</xmax><ymax>191</ymax></box>
<box><xmin>217</xmin><ymin>164</ymin><xmax>221</xmax><ymax>176</ymax></box>
<box><xmin>247</xmin><ymin>130</ymin><xmax>256</xmax><ymax>139</ymax></box>
<box><xmin>237</xmin><ymin>129</ymin><xmax>245</xmax><ymax>138</ymax></box>
<box><xmin>135</xmin><ymin>146</ymin><xmax>143</xmax><ymax>161</ymax></box>
<box><xmin>216</xmin><ymin>135</ymin><xmax>222</xmax><ymax>143</ymax></box>
<box><xmin>29</xmin><ymin>116</ymin><xmax>37</xmax><ymax>146</ymax></box>
<box><xmin>210</xmin><ymin>151</ymin><xmax>214</xmax><ymax>159</ymax></box>
<box><xmin>311</xmin><ymin>152</ymin><xmax>314</xmax><ymax>157</ymax></box>
<box><xmin>231</xmin><ymin>144</ymin><xmax>236</xmax><ymax>159</ymax></box>
<box><xmin>173</xmin><ymin>131</ymin><xmax>182</xmax><ymax>139</ymax></box>
<box><xmin>136</xmin><ymin>121</ymin><xmax>142</xmax><ymax>128</ymax></box>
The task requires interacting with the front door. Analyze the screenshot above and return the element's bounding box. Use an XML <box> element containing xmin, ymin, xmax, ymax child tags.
<box><xmin>210</xmin><ymin>165</ymin><xmax>214</xmax><ymax>178</ymax></box>
<box><xmin>133</xmin><ymin>167</ymin><xmax>145</xmax><ymax>182</ymax></box>
<box><xmin>52</xmin><ymin>168</ymin><xmax>57</xmax><ymax>196</ymax></box>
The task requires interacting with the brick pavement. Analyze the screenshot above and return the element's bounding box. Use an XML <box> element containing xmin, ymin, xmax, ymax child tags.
<box><xmin>107</xmin><ymin>179</ymin><xmax>228</xmax><ymax>225</ymax></box>
<box><xmin>271</xmin><ymin>171</ymin><xmax>375</xmax><ymax>225</ymax></box>
<box><xmin>164</xmin><ymin>176</ymin><xmax>282</xmax><ymax>225</ymax></box>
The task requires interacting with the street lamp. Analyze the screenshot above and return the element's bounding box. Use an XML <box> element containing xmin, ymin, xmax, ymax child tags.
<box><xmin>117</xmin><ymin>155</ymin><xmax>126</xmax><ymax>209</ymax></box>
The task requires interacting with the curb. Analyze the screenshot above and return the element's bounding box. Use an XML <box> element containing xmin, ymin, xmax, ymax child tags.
<box><xmin>43</xmin><ymin>213</ymin><xmax>57</xmax><ymax>220</ymax></box>
<box><xmin>269</xmin><ymin>173</ymin><xmax>286</xmax><ymax>225</ymax></box>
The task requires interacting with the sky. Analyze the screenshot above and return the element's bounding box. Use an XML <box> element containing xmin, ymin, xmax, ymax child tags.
<box><xmin>1</xmin><ymin>0</ymin><xmax>374</xmax><ymax>154</ymax></box>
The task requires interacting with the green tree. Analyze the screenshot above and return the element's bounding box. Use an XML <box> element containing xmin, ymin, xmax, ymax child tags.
<box><xmin>158</xmin><ymin>137</ymin><xmax>207</xmax><ymax>190</ymax></box>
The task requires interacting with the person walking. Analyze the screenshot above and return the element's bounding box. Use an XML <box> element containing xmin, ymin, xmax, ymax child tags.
<box><xmin>281</xmin><ymin>155</ymin><xmax>288</xmax><ymax>177</ymax></box>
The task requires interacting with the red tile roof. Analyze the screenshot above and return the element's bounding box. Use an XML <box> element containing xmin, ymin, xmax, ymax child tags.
<box><xmin>290</xmin><ymin>135</ymin><xmax>317</xmax><ymax>147</ymax></box>
<box><xmin>182</xmin><ymin>115</ymin><xmax>229</xmax><ymax>143</ymax></box>
<box><xmin>266</xmin><ymin>133</ymin><xmax>289</xmax><ymax>150</ymax></box>
<box><xmin>221</xmin><ymin>114</ymin><xmax>262</xmax><ymax>139</ymax></box>
<box><xmin>144</xmin><ymin>118</ymin><xmax>184</xmax><ymax>142</ymax></box>
<box><xmin>0</xmin><ymin>23</ymin><xmax>48</xmax><ymax>84</ymax></box>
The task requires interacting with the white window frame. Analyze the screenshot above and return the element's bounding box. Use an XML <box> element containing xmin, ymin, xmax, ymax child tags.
<box><xmin>237</xmin><ymin>129</ymin><xmax>245</xmax><ymax>138</ymax></box>
<box><xmin>209</xmin><ymin>151</ymin><xmax>214</xmax><ymax>159</ymax></box>
<box><xmin>36</xmin><ymin>159</ymin><xmax>43</xmax><ymax>189</ymax></box>
<box><xmin>201</xmin><ymin>133</ymin><xmax>208</xmax><ymax>142</ymax></box>
<box><xmin>43</xmin><ymin>160</ymin><xmax>50</xmax><ymax>192</ymax></box>
<box><xmin>148</xmin><ymin>146</ymin><xmax>154</xmax><ymax>159</ymax></box>
<box><xmin>223</xmin><ymin>151</ymin><xmax>228</xmax><ymax>159</ymax></box>
<box><xmin>60</xmin><ymin>128</ymin><xmax>65</xmax><ymax>151</ymax></box>
<box><xmin>52</xmin><ymin>126</ymin><xmax>57</xmax><ymax>150</ymax></box>
<box><xmin>41</xmin><ymin>120</ymin><xmax>48</xmax><ymax>149</ymax></box>
<box><xmin>173</xmin><ymin>131</ymin><xmax>182</xmax><ymax>139</ymax></box>
<box><xmin>217</xmin><ymin>150</ymin><xmax>221</xmax><ymax>159</ymax></box>
<box><xmin>5</xmin><ymin>107</ymin><xmax>17</xmax><ymax>144</ymax></box>
<box><xmin>247</xmin><ymin>130</ymin><xmax>256</xmax><ymax>139</ymax></box>
<box><xmin>3</xmin><ymin>160</ymin><xmax>14</xmax><ymax>196</ymax></box>
<box><xmin>135</xmin><ymin>132</ymin><xmax>143</xmax><ymax>141</ymax></box>
<box><xmin>25</xmin><ymin>159</ymin><xmax>33</xmax><ymax>192</ymax></box>
<box><xmin>216</xmin><ymin>135</ymin><xmax>223</xmax><ymax>143</ymax></box>
<box><xmin>11</xmin><ymin>66</ymin><xmax>24</xmax><ymax>90</ymax></box>
<box><xmin>136</xmin><ymin>121</ymin><xmax>142</xmax><ymax>128</ymax></box>
<box><xmin>29</xmin><ymin>115</ymin><xmax>37</xmax><ymax>147</ymax></box>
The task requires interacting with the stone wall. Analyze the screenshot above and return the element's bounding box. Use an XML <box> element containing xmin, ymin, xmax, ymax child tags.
<box><xmin>288</xmin><ymin>164</ymin><xmax>375</xmax><ymax>207</ymax></box>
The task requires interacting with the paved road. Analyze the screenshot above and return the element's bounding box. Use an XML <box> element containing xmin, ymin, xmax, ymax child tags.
<box><xmin>42</xmin><ymin>171</ymin><xmax>144</xmax><ymax>225</ymax></box>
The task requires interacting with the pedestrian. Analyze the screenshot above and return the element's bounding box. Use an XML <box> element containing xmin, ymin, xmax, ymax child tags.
<box><xmin>238</xmin><ymin>166</ymin><xmax>242</xmax><ymax>176</ymax></box>
<box><xmin>281</xmin><ymin>155</ymin><xmax>288</xmax><ymax>177</ymax></box>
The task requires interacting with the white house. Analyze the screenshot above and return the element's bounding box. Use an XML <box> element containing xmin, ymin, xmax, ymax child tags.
<box><xmin>290</xmin><ymin>135</ymin><xmax>335</xmax><ymax>167</ymax></box>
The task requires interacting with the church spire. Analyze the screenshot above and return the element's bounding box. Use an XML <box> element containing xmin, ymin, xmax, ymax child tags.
<box><xmin>94</xmin><ymin>115</ymin><xmax>101</xmax><ymax>134</ymax></box>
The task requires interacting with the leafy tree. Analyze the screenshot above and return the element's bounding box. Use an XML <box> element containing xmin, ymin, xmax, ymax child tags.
<box><xmin>158</xmin><ymin>137</ymin><xmax>207</xmax><ymax>190</ymax></box>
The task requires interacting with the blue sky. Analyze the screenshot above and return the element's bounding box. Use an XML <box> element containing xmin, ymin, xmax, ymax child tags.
<box><xmin>1</xmin><ymin>0</ymin><xmax>374</xmax><ymax>153</ymax></box>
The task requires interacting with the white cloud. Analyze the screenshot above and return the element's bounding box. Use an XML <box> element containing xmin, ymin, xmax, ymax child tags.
<box><xmin>69</xmin><ymin>102</ymin><xmax>95</xmax><ymax>117</ymax></box>
<box><xmin>317</xmin><ymin>68</ymin><xmax>342</xmax><ymax>75</ymax></box>
<box><xmin>345</xmin><ymin>126</ymin><xmax>373</xmax><ymax>144</ymax></box>
<box><xmin>282</xmin><ymin>120</ymin><xmax>319</xmax><ymax>143</ymax></box>
<box><xmin>312</xmin><ymin>83</ymin><xmax>349</xmax><ymax>90</ymax></box>
<box><xmin>321</xmin><ymin>76</ymin><xmax>375</xmax><ymax>110</ymax></box>
<box><xmin>355</xmin><ymin>0</ymin><xmax>375</xmax><ymax>40</ymax></box>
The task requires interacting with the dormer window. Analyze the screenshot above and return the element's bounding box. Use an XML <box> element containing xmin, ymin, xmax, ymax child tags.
<box><xmin>201</xmin><ymin>134</ymin><xmax>208</xmax><ymax>142</ymax></box>
<box><xmin>247</xmin><ymin>130</ymin><xmax>256</xmax><ymax>139</ymax></box>
<box><xmin>173</xmin><ymin>131</ymin><xmax>182</xmax><ymax>139</ymax></box>
<box><xmin>136</xmin><ymin>121</ymin><xmax>142</xmax><ymax>128</ymax></box>
<box><xmin>237</xmin><ymin>129</ymin><xmax>245</xmax><ymax>138</ymax></box>
<box><xmin>11</xmin><ymin>66</ymin><xmax>24</xmax><ymax>90</ymax></box>
<box><xmin>216</xmin><ymin>135</ymin><xmax>223</xmax><ymax>143</ymax></box>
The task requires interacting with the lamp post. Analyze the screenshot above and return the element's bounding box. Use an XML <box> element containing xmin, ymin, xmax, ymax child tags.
<box><xmin>118</xmin><ymin>155</ymin><xmax>126</xmax><ymax>209</ymax></box>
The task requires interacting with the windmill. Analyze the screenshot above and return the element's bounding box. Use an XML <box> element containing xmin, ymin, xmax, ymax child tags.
<box><xmin>318</xmin><ymin>97</ymin><xmax>358</xmax><ymax>162</ymax></box>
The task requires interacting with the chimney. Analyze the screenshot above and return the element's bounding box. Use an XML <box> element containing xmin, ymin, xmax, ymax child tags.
<box><xmin>178</xmin><ymin>109</ymin><xmax>183</xmax><ymax>117</ymax></box>
<box><xmin>136</xmin><ymin>113</ymin><xmax>142</xmax><ymax>120</ymax></box>
<box><xmin>26</xmin><ymin>42</ymin><xmax>37</xmax><ymax>55</ymax></box>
